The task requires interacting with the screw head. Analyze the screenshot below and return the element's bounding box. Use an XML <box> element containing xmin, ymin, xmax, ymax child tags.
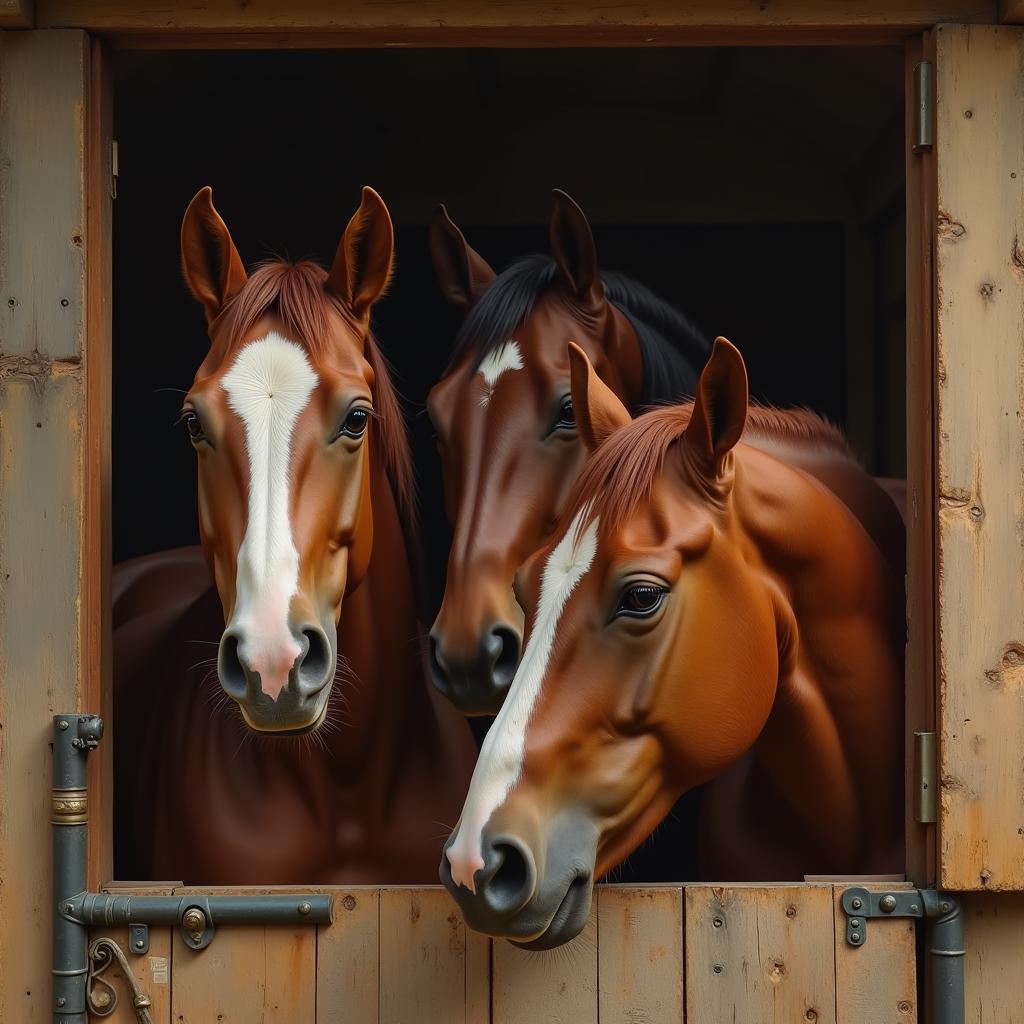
<box><xmin>850</xmin><ymin>919</ymin><xmax>860</xmax><ymax>928</ymax></box>
<box><xmin>851</xmin><ymin>897</ymin><xmax>863</xmax><ymax>910</ymax></box>
<box><xmin>298</xmin><ymin>901</ymin><xmax>312</xmax><ymax>916</ymax></box>
<box><xmin>135</xmin><ymin>939</ymin><xmax>145</xmax><ymax>949</ymax></box>
<box><xmin>58</xmin><ymin>720</ymin><xmax>69</xmax><ymax>731</ymax></box>
<box><xmin>941</xmin><ymin>901</ymin><xmax>951</xmax><ymax>913</ymax></box>
<box><xmin>879</xmin><ymin>894</ymin><xmax>897</xmax><ymax>913</ymax></box>
<box><xmin>63</xmin><ymin>903</ymin><xmax>74</xmax><ymax>914</ymax></box>
<box><xmin>712</xmin><ymin>916</ymin><xmax>723</xmax><ymax>928</ymax></box>
<box><xmin>56</xmin><ymin>997</ymin><xmax>66</xmax><ymax>1007</ymax></box>
<box><xmin>851</xmin><ymin>931</ymin><xmax>861</xmax><ymax>943</ymax></box>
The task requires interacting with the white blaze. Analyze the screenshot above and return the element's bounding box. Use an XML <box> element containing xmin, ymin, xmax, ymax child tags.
<box><xmin>221</xmin><ymin>332</ymin><xmax>317</xmax><ymax>699</ymax></box>
<box><xmin>477</xmin><ymin>340</ymin><xmax>523</xmax><ymax>406</ymax></box>
<box><xmin>447</xmin><ymin>510</ymin><xmax>599</xmax><ymax>891</ymax></box>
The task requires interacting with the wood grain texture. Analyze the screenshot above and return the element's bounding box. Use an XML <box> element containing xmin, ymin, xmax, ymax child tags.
<box><xmin>833</xmin><ymin>883</ymin><xmax>917</xmax><ymax>1024</ymax></box>
<box><xmin>597</xmin><ymin>886</ymin><xmax>683</xmax><ymax>1024</ymax></box>
<box><xmin>88</xmin><ymin>885</ymin><xmax>175</xmax><ymax>1024</ymax></box>
<box><xmin>904</xmin><ymin>30</ymin><xmax>938</xmax><ymax>889</ymax></box>
<box><xmin>962</xmin><ymin>893</ymin><xmax>1024</xmax><ymax>1023</ymax></box>
<box><xmin>685</xmin><ymin>884</ymin><xmax>836</xmax><ymax>1024</ymax></box>
<box><xmin>491</xmin><ymin>905</ymin><xmax>598</xmax><ymax>1024</ymax></box>
<box><xmin>316</xmin><ymin>888</ymin><xmax>380</xmax><ymax>1024</ymax></box>
<box><xmin>934</xmin><ymin>23</ymin><xmax>1024</xmax><ymax>891</ymax></box>
<box><xmin>35</xmin><ymin>0</ymin><xmax>997</xmax><ymax>46</ymax></box>
<box><xmin>0</xmin><ymin>29</ymin><xmax>90</xmax><ymax>1024</ymax></box>
<box><xmin>170</xmin><ymin>887</ymin><xmax>316</xmax><ymax>1023</ymax></box>
<box><xmin>378</xmin><ymin>887</ymin><xmax>474</xmax><ymax>1024</ymax></box>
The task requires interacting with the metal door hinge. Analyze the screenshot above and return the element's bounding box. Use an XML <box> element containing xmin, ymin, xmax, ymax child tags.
<box><xmin>913</xmin><ymin>62</ymin><xmax>934</xmax><ymax>152</ymax></box>
<box><xmin>914</xmin><ymin>730</ymin><xmax>937</xmax><ymax>823</ymax></box>
<box><xmin>111</xmin><ymin>140</ymin><xmax>119</xmax><ymax>199</ymax></box>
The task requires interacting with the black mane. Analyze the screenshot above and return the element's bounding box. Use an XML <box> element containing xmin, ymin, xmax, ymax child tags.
<box><xmin>449</xmin><ymin>253</ymin><xmax>709</xmax><ymax>405</ymax></box>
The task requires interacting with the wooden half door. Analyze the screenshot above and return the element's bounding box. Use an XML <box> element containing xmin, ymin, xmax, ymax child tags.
<box><xmin>932</xmin><ymin>24</ymin><xmax>1024</xmax><ymax>893</ymax></box>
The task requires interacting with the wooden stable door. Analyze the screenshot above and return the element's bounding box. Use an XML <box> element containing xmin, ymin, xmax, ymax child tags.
<box><xmin>931</xmin><ymin>24</ymin><xmax>1024</xmax><ymax>894</ymax></box>
<box><xmin>88</xmin><ymin>883</ymin><xmax>916</xmax><ymax>1024</ymax></box>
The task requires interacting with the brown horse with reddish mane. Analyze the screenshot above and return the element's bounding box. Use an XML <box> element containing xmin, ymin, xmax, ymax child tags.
<box><xmin>114</xmin><ymin>187</ymin><xmax>475</xmax><ymax>883</ymax></box>
<box><xmin>441</xmin><ymin>338</ymin><xmax>904</xmax><ymax>948</ymax></box>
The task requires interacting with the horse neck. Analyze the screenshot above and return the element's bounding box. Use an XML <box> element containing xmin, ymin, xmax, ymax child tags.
<box><xmin>732</xmin><ymin>445</ymin><xmax>905</xmax><ymax>870</ymax></box>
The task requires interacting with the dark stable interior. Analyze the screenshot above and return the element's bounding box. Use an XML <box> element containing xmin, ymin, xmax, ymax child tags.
<box><xmin>112</xmin><ymin>47</ymin><xmax>906</xmax><ymax>881</ymax></box>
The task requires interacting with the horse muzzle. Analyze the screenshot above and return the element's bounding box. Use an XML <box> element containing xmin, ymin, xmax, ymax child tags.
<box><xmin>427</xmin><ymin>623</ymin><xmax>521</xmax><ymax>716</ymax></box>
<box><xmin>217</xmin><ymin>621</ymin><xmax>336</xmax><ymax>733</ymax></box>
<box><xmin>440</xmin><ymin>813</ymin><xmax>598</xmax><ymax>949</ymax></box>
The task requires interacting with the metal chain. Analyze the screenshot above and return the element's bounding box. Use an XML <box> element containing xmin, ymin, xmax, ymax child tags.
<box><xmin>86</xmin><ymin>936</ymin><xmax>155</xmax><ymax>1024</ymax></box>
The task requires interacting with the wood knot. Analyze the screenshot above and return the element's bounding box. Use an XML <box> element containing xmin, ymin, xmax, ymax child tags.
<box><xmin>979</xmin><ymin>280</ymin><xmax>996</xmax><ymax>301</ymax></box>
<box><xmin>785</xmin><ymin>904</ymin><xmax>797</xmax><ymax>918</ymax></box>
<box><xmin>342</xmin><ymin>895</ymin><xmax>356</xmax><ymax>911</ymax></box>
<box><xmin>937</xmin><ymin>210</ymin><xmax>966</xmax><ymax>240</ymax></box>
<box><xmin>768</xmin><ymin>961</ymin><xmax>786</xmax><ymax>983</ymax></box>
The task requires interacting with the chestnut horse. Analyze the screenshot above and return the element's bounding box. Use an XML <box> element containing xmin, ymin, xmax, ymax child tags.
<box><xmin>114</xmin><ymin>187</ymin><xmax>475</xmax><ymax>883</ymax></box>
<box><xmin>427</xmin><ymin>190</ymin><xmax>708</xmax><ymax>713</ymax></box>
<box><xmin>441</xmin><ymin>339</ymin><xmax>904</xmax><ymax>948</ymax></box>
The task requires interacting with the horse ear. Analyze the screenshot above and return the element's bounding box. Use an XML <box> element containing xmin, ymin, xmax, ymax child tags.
<box><xmin>326</xmin><ymin>186</ymin><xmax>395</xmax><ymax>319</ymax></box>
<box><xmin>550</xmin><ymin>189</ymin><xmax>604</xmax><ymax>309</ymax></box>
<box><xmin>568</xmin><ymin>342</ymin><xmax>630</xmax><ymax>452</ymax></box>
<box><xmin>180</xmin><ymin>187</ymin><xmax>248</xmax><ymax>324</ymax></box>
<box><xmin>684</xmin><ymin>337</ymin><xmax>748</xmax><ymax>473</ymax></box>
<box><xmin>429</xmin><ymin>204</ymin><xmax>496</xmax><ymax>310</ymax></box>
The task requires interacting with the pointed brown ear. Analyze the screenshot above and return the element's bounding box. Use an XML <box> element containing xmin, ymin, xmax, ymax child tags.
<box><xmin>326</xmin><ymin>186</ymin><xmax>395</xmax><ymax>319</ymax></box>
<box><xmin>550</xmin><ymin>189</ymin><xmax>603</xmax><ymax>310</ymax></box>
<box><xmin>429</xmin><ymin>204</ymin><xmax>496</xmax><ymax>310</ymax></box>
<box><xmin>568</xmin><ymin>342</ymin><xmax>630</xmax><ymax>452</ymax></box>
<box><xmin>180</xmin><ymin>187</ymin><xmax>248</xmax><ymax>324</ymax></box>
<box><xmin>684</xmin><ymin>337</ymin><xmax>748</xmax><ymax>472</ymax></box>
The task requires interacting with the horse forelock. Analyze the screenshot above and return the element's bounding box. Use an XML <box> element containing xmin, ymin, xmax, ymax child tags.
<box><xmin>214</xmin><ymin>259</ymin><xmax>415</xmax><ymax>523</ymax></box>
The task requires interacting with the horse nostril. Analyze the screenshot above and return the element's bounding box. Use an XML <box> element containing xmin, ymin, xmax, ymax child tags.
<box><xmin>483</xmin><ymin>839</ymin><xmax>535</xmax><ymax>916</ymax></box>
<box><xmin>296</xmin><ymin>627</ymin><xmax>331</xmax><ymax>695</ymax></box>
<box><xmin>217</xmin><ymin>632</ymin><xmax>248</xmax><ymax>699</ymax></box>
<box><xmin>427</xmin><ymin>634</ymin><xmax>452</xmax><ymax>696</ymax></box>
<box><xmin>485</xmin><ymin>625</ymin><xmax>521</xmax><ymax>688</ymax></box>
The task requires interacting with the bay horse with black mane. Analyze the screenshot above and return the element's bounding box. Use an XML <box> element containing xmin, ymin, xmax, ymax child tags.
<box><xmin>114</xmin><ymin>187</ymin><xmax>476</xmax><ymax>883</ymax></box>
<box><xmin>427</xmin><ymin>190</ymin><xmax>709</xmax><ymax>713</ymax></box>
<box><xmin>441</xmin><ymin>338</ymin><xmax>905</xmax><ymax>949</ymax></box>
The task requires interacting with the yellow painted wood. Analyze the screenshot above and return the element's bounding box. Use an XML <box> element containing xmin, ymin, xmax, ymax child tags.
<box><xmin>316</xmin><ymin>888</ymin><xmax>380</xmax><ymax>1024</ymax></box>
<box><xmin>378</xmin><ymin>887</ymin><xmax>474</xmax><ymax>1024</ymax></box>
<box><xmin>170</xmin><ymin>887</ymin><xmax>316</xmax><ymax>1023</ymax></box>
<box><xmin>491</xmin><ymin>904</ymin><xmax>598</xmax><ymax>1024</ymax></box>
<box><xmin>87</xmin><ymin>885</ymin><xmax>175</xmax><ymax>1024</ymax></box>
<box><xmin>686</xmin><ymin>885</ymin><xmax>836</xmax><ymax>1024</ymax></box>
<box><xmin>34</xmin><ymin>0</ymin><xmax>997</xmax><ymax>45</ymax></box>
<box><xmin>962</xmin><ymin>893</ymin><xmax>1024</xmax><ymax>1022</ymax></box>
<box><xmin>934</xmin><ymin>23</ymin><xmax>1024</xmax><ymax>891</ymax></box>
<box><xmin>0</xmin><ymin>29</ymin><xmax>92</xmax><ymax>1024</ymax></box>
<box><xmin>833</xmin><ymin>884</ymin><xmax>917</xmax><ymax>1024</ymax></box>
<box><xmin>597</xmin><ymin>886</ymin><xmax>683</xmax><ymax>1023</ymax></box>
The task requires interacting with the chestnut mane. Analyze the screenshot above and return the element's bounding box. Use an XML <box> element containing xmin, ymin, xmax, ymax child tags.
<box><xmin>215</xmin><ymin>260</ymin><xmax>415</xmax><ymax>520</ymax></box>
<box><xmin>571</xmin><ymin>401</ymin><xmax>855</xmax><ymax>533</ymax></box>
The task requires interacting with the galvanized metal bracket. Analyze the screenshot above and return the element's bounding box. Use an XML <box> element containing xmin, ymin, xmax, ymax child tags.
<box><xmin>840</xmin><ymin>887</ymin><xmax>925</xmax><ymax>946</ymax></box>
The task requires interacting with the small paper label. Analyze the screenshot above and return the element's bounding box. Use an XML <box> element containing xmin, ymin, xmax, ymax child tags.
<box><xmin>149</xmin><ymin>955</ymin><xmax>169</xmax><ymax>984</ymax></box>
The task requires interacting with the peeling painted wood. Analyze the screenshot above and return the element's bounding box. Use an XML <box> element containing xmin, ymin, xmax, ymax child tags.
<box><xmin>934</xmin><ymin>23</ymin><xmax>1024</xmax><ymax>891</ymax></box>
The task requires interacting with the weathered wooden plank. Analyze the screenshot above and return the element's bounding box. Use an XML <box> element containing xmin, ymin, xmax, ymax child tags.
<box><xmin>491</xmin><ymin>904</ymin><xmax>598</xmax><ymax>1024</ymax></box>
<box><xmin>464</xmin><ymin>925</ymin><xmax>491</xmax><ymax>1024</ymax></box>
<box><xmin>904</xmin><ymin>30</ymin><xmax>939</xmax><ymax>890</ymax></box>
<box><xmin>962</xmin><ymin>893</ymin><xmax>1024</xmax><ymax>1023</ymax></box>
<box><xmin>170</xmin><ymin>887</ymin><xmax>316</xmax><ymax>1023</ymax></box>
<box><xmin>87</xmin><ymin>885</ymin><xmax>175</xmax><ymax>1024</ymax></box>
<box><xmin>35</xmin><ymin>0</ymin><xmax>996</xmax><ymax>46</ymax></box>
<box><xmin>934</xmin><ymin>23</ymin><xmax>1024</xmax><ymax>891</ymax></box>
<box><xmin>0</xmin><ymin>29</ymin><xmax>91</xmax><ymax>1024</ymax></box>
<box><xmin>316</xmin><ymin>888</ymin><xmax>380</xmax><ymax>1024</ymax></box>
<box><xmin>598</xmin><ymin>886</ymin><xmax>684</xmax><ymax>1024</ymax></box>
<box><xmin>379</xmin><ymin>887</ymin><xmax>472</xmax><ymax>1024</ymax></box>
<box><xmin>833</xmin><ymin>884</ymin><xmax>917</xmax><ymax>1024</ymax></box>
<box><xmin>685</xmin><ymin>885</ymin><xmax>836</xmax><ymax>1024</ymax></box>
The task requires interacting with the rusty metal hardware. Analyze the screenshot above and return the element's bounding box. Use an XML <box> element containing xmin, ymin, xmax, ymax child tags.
<box><xmin>86</xmin><ymin>937</ymin><xmax>154</xmax><ymax>1024</ymax></box>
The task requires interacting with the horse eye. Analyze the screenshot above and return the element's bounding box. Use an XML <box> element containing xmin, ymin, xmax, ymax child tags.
<box><xmin>337</xmin><ymin>407</ymin><xmax>369</xmax><ymax>440</ymax></box>
<box><xmin>182</xmin><ymin>411</ymin><xmax>206</xmax><ymax>442</ymax></box>
<box><xmin>556</xmin><ymin>397</ymin><xmax>575</xmax><ymax>428</ymax></box>
<box><xmin>615</xmin><ymin>583</ymin><xmax>666</xmax><ymax>619</ymax></box>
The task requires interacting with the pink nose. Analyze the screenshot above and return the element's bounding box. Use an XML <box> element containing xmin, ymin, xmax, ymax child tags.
<box><xmin>248</xmin><ymin>641</ymin><xmax>302</xmax><ymax>700</ymax></box>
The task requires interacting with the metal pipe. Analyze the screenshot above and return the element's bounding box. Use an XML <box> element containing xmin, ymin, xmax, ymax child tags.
<box><xmin>63</xmin><ymin>892</ymin><xmax>332</xmax><ymax>927</ymax></box>
<box><xmin>52</xmin><ymin>714</ymin><xmax>103</xmax><ymax>1023</ymax></box>
<box><xmin>923</xmin><ymin>891</ymin><xmax>965</xmax><ymax>1024</ymax></box>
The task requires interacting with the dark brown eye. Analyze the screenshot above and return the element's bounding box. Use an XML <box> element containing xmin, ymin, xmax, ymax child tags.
<box><xmin>335</xmin><ymin>407</ymin><xmax>369</xmax><ymax>441</ymax></box>
<box><xmin>615</xmin><ymin>583</ymin><xmax>666</xmax><ymax>619</ymax></box>
<box><xmin>555</xmin><ymin>396</ymin><xmax>575</xmax><ymax>429</ymax></box>
<box><xmin>182</xmin><ymin>411</ymin><xmax>205</xmax><ymax>441</ymax></box>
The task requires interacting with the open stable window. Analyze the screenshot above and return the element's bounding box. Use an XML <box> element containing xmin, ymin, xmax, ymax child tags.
<box><xmin>1</xmin><ymin>10</ymin><xmax>1023</xmax><ymax>1023</ymax></box>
